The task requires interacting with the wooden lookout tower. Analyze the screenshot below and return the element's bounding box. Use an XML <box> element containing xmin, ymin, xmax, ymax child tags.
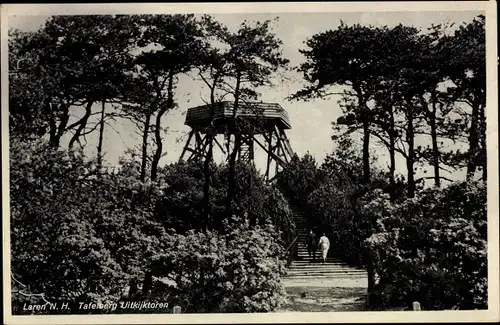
<box><xmin>179</xmin><ymin>101</ymin><xmax>295</xmax><ymax>181</ymax></box>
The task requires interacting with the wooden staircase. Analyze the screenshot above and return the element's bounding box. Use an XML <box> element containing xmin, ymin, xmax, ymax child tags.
<box><xmin>278</xmin><ymin>213</ymin><xmax>369</xmax><ymax>311</ymax></box>
<box><xmin>238</xmin><ymin>137</ymin><xmax>254</xmax><ymax>163</ymax></box>
<box><xmin>283</xmin><ymin>213</ymin><xmax>368</xmax><ymax>288</ymax></box>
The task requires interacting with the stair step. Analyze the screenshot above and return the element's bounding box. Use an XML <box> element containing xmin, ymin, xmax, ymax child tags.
<box><xmin>283</xmin><ymin>276</ymin><xmax>367</xmax><ymax>281</ymax></box>
<box><xmin>287</xmin><ymin>269</ymin><xmax>368</xmax><ymax>274</ymax></box>
<box><xmin>287</xmin><ymin>264</ymin><xmax>365</xmax><ymax>269</ymax></box>
<box><xmin>291</xmin><ymin>258</ymin><xmax>345</xmax><ymax>262</ymax></box>
<box><xmin>286</xmin><ymin>276</ymin><xmax>367</xmax><ymax>280</ymax></box>
<box><xmin>291</xmin><ymin>263</ymin><xmax>362</xmax><ymax>268</ymax></box>
<box><xmin>291</xmin><ymin>261</ymin><xmax>349</xmax><ymax>264</ymax></box>
<box><xmin>286</xmin><ymin>270</ymin><xmax>367</xmax><ymax>275</ymax></box>
<box><xmin>289</xmin><ymin>263</ymin><xmax>365</xmax><ymax>271</ymax></box>
<box><xmin>290</xmin><ymin>260</ymin><xmax>365</xmax><ymax>271</ymax></box>
<box><xmin>290</xmin><ymin>262</ymin><xmax>363</xmax><ymax>268</ymax></box>
<box><xmin>284</xmin><ymin>275</ymin><xmax>367</xmax><ymax>281</ymax></box>
<box><xmin>282</xmin><ymin>278</ymin><xmax>369</xmax><ymax>288</ymax></box>
<box><xmin>288</xmin><ymin>218</ymin><xmax>369</xmax><ymax>286</ymax></box>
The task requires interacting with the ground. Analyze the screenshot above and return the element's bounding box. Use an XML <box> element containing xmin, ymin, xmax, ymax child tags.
<box><xmin>277</xmin><ymin>287</ymin><xmax>368</xmax><ymax>312</ymax></box>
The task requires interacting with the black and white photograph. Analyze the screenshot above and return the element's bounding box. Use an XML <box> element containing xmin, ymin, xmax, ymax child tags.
<box><xmin>2</xmin><ymin>2</ymin><xmax>498</xmax><ymax>324</ymax></box>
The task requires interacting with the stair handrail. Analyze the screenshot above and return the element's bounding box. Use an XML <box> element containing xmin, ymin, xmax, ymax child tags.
<box><xmin>286</xmin><ymin>234</ymin><xmax>300</xmax><ymax>252</ymax></box>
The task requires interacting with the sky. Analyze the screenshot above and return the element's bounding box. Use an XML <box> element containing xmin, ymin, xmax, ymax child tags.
<box><xmin>8</xmin><ymin>10</ymin><xmax>484</xmax><ymax>183</ymax></box>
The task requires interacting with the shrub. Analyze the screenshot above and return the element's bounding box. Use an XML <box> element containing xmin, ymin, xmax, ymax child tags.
<box><xmin>154</xmin><ymin>161</ymin><xmax>293</xmax><ymax>236</ymax></box>
<box><xmin>364</xmin><ymin>181</ymin><xmax>487</xmax><ymax>310</ymax></box>
<box><xmin>10</xmin><ymin>138</ymin><xmax>167</xmax><ymax>314</ymax></box>
<box><xmin>149</xmin><ymin>217</ymin><xmax>288</xmax><ymax>313</ymax></box>
<box><xmin>10</xmin><ymin>138</ymin><xmax>290</xmax><ymax>314</ymax></box>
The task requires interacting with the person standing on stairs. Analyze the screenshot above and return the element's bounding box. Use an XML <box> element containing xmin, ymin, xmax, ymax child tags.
<box><xmin>307</xmin><ymin>230</ymin><xmax>317</xmax><ymax>262</ymax></box>
<box><xmin>318</xmin><ymin>233</ymin><xmax>330</xmax><ymax>264</ymax></box>
<box><xmin>307</xmin><ymin>229</ymin><xmax>318</xmax><ymax>262</ymax></box>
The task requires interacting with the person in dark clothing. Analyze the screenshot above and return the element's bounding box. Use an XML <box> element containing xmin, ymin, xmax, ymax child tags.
<box><xmin>307</xmin><ymin>230</ymin><xmax>317</xmax><ymax>262</ymax></box>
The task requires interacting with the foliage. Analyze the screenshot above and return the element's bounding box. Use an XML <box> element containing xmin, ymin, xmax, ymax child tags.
<box><xmin>149</xmin><ymin>218</ymin><xmax>288</xmax><ymax>313</ymax></box>
<box><xmin>134</xmin><ymin>14</ymin><xmax>207</xmax><ymax>181</ymax></box>
<box><xmin>201</xmin><ymin>15</ymin><xmax>289</xmax><ymax>99</ymax></box>
<box><xmin>364</xmin><ymin>181</ymin><xmax>487</xmax><ymax>310</ymax></box>
<box><xmin>10</xmin><ymin>137</ymin><xmax>167</xmax><ymax>314</ymax></box>
<box><xmin>440</xmin><ymin>15</ymin><xmax>486</xmax><ymax>180</ymax></box>
<box><xmin>154</xmin><ymin>161</ymin><xmax>293</xmax><ymax>236</ymax></box>
<box><xmin>278</xmin><ymin>141</ymin><xmax>389</xmax><ymax>266</ymax></box>
<box><xmin>9</xmin><ymin>15</ymin><xmax>139</xmax><ymax>148</ymax></box>
<box><xmin>292</xmin><ymin>16</ymin><xmax>487</xmax><ymax>193</ymax></box>
<box><xmin>9</xmin><ymin>14</ymin><xmax>488</xmax><ymax>315</ymax></box>
<box><xmin>305</xmin><ymin>150</ymin><xmax>381</xmax><ymax>266</ymax></box>
<box><xmin>275</xmin><ymin>153</ymin><xmax>323</xmax><ymax>209</ymax></box>
<box><xmin>10</xmin><ymin>136</ymin><xmax>291</xmax><ymax>314</ymax></box>
<box><xmin>199</xmin><ymin>16</ymin><xmax>290</xmax><ymax>216</ymax></box>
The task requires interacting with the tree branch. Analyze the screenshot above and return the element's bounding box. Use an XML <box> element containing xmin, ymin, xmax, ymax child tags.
<box><xmin>415</xmin><ymin>176</ymin><xmax>455</xmax><ymax>183</ymax></box>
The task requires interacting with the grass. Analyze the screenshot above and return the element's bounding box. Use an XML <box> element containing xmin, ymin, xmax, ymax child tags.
<box><xmin>277</xmin><ymin>286</ymin><xmax>368</xmax><ymax>312</ymax></box>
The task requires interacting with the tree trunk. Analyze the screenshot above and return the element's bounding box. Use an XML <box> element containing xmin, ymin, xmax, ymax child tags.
<box><xmin>466</xmin><ymin>101</ymin><xmax>480</xmax><ymax>180</ymax></box>
<box><xmin>354</xmin><ymin>84</ymin><xmax>371</xmax><ymax>184</ymax></box>
<box><xmin>48</xmin><ymin>110</ymin><xmax>58</xmax><ymax>147</ymax></box>
<box><xmin>389</xmin><ymin>134</ymin><xmax>396</xmax><ymax>199</ymax></box>
<box><xmin>406</xmin><ymin>98</ymin><xmax>416</xmax><ymax>198</ymax></box>
<box><xmin>47</xmin><ymin>102</ymin><xmax>58</xmax><ymax>147</ymax></box>
<box><xmin>388</xmin><ymin>105</ymin><xmax>396</xmax><ymax>200</ymax></box>
<box><xmin>68</xmin><ymin>100</ymin><xmax>94</xmax><ymax>150</ymax></box>
<box><xmin>479</xmin><ymin>104</ymin><xmax>487</xmax><ymax>182</ymax></box>
<box><xmin>151</xmin><ymin>71</ymin><xmax>174</xmax><ymax>182</ymax></box>
<box><xmin>362</xmin><ymin>116</ymin><xmax>371</xmax><ymax>184</ymax></box>
<box><xmin>225</xmin><ymin>72</ymin><xmax>242</xmax><ymax>216</ymax></box>
<box><xmin>203</xmin><ymin>94</ymin><xmax>216</xmax><ymax>231</ymax></box>
<box><xmin>56</xmin><ymin>104</ymin><xmax>70</xmax><ymax>145</ymax></box>
<box><xmin>48</xmin><ymin>102</ymin><xmax>70</xmax><ymax>148</ymax></box>
<box><xmin>97</xmin><ymin>100</ymin><xmax>106</xmax><ymax>169</ymax></box>
<box><xmin>202</xmin><ymin>136</ymin><xmax>214</xmax><ymax>232</ymax></box>
<box><xmin>150</xmin><ymin>110</ymin><xmax>165</xmax><ymax>182</ymax></box>
<box><xmin>226</xmin><ymin>135</ymin><xmax>242</xmax><ymax>215</ymax></box>
<box><xmin>202</xmin><ymin>73</ymin><xmax>221</xmax><ymax>232</ymax></box>
<box><xmin>140</xmin><ymin>112</ymin><xmax>152</xmax><ymax>182</ymax></box>
<box><xmin>429</xmin><ymin>95</ymin><xmax>441</xmax><ymax>187</ymax></box>
<box><xmin>128</xmin><ymin>279</ymin><xmax>139</xmax><ymax>299</ymax></box>
<box><xmin>141</xmin><ymin>271</ymin><xmax>153</xmax><ymax>297</ymax></box>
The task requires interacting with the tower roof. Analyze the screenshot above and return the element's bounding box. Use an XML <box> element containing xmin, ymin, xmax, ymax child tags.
<box><xmin>185</xmin><ymin>101</ymin><xmax>291</xmax><ymax>132</ymax></box>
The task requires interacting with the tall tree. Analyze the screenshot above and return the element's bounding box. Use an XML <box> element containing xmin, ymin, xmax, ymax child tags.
<box><xmin>408</xmin><ymin>24</ymin><xmax>462</xmax><ymax>188</ymax></box>
<box><xmin>439</xmin><ymin>15</ymin><xmax>486</xmax><ymax>181</ymax></box>
<box><xmin>9</xmin><ymin>29</ymin><xmax>49</xmax><ymax>139</ymax></box>
<box><xmin>293</xmin><ymin>23</ymin><xmax>395</xmax><ymax>184</ymax></box>
<box><xmin>9</xmin><ymin>24</ymin><xmax>84</xmax><ymax>148</ymax></box>
<box><xmin>90</xmin><ymin>15</ymin><xmax>140</xmax><ymax>168</ymax></box>
<box><xmin>386</xmin><ymin>28</ymin><xmax>439</xmax><ymax>197</ymax></box>
<box><xmin>135</xmin><ymin>14</ymin><xmax>206</xmax><ymax>182</ymax></box>
<box><xmin>10</xmin><ymin>15</ymin><xmax>138</xmax><ymax>151</ymax></box>
<box><xmin>196</xmin><ymin>44</ymin><xmax>227</xmax><ymax>231</ymax></box>
<box><xmin>369</xmin><ymin>87</ymin><xmax>402</xmax><ymax>197</ymax></box>
<box><xmin>120</xmin><ymin>74</ymin><xmax>158</xmax><ymax>182</ymax></box>
<box><xmin>202</xmin><ymin>16</ymin><xmax>289</xmax><ymax>217</ymax></box>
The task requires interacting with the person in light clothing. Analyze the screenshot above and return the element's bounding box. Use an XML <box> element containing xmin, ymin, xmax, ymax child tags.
<box><xmin>317</xmin><ymin>233</ymin><xmax>330</xmax><ymax>264</ymax></box>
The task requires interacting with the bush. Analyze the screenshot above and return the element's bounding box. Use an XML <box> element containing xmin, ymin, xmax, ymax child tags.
<box><xmin>10</xmin><ymin>138</ymin><xmax>167</xmax><ymax>314</ymax></box>
<box><xmin>364</xmin><ymin>181</ymin><xmax>487</xmax><ymax>310</ymax></box>
<box><xmin>154</xmin><ymin>161</ymin><xmax>294</xmax><ymax>236</ymax></box>
<box><xmin>278</xmin><ymin>143</ymin><xmax>390</xmax><ymax>268</ymax></box>
<box><xmin>10</xmin><ymin>138</ymin><xmax>290</xmax><ymax>314</ymax></box>
<box><xmin>304</xmin><ymin>171</ymin><xmax>381</xmax><ymax>267</ymax></box>
<box><xmin>149</xmin><ymin>217</ymin><xmax>288</xmax><ymax>313</ymax></box>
